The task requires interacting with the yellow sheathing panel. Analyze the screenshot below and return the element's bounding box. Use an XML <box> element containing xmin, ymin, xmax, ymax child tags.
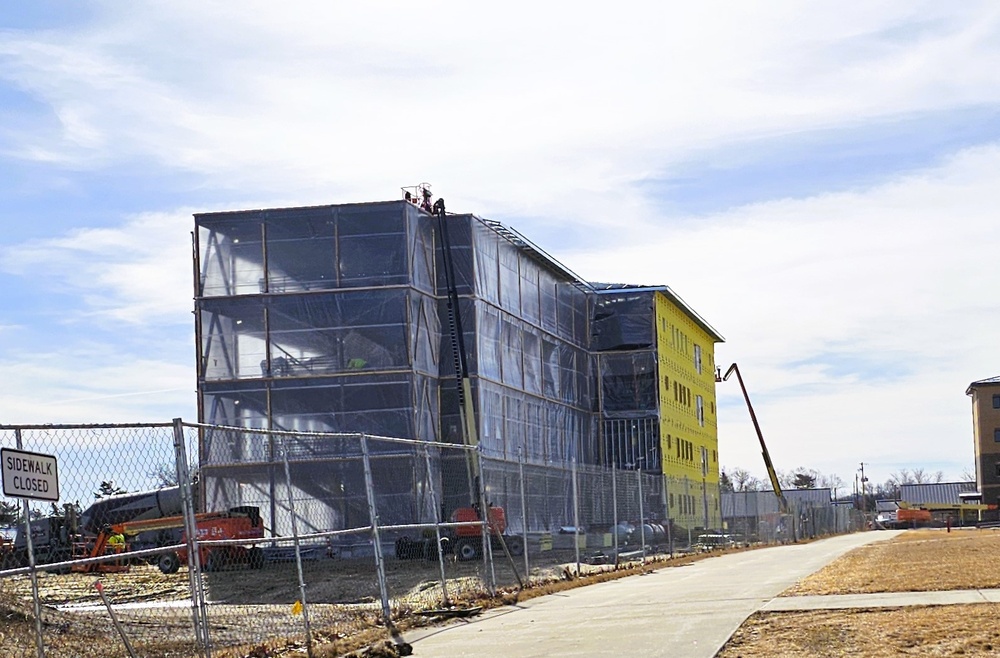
<box><xmin>655</xmin><ymin>291</ymin><xmax>722</xmax><ymax>529</ymax></box>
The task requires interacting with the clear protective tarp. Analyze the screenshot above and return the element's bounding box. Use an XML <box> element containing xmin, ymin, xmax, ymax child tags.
<box><xmin>197</xmin><ymin>202</ymin><xmax>424</xmax><ymax>298</ymax></box>
<box><xmin>599</xmin><ymin>350</ymin><xmax>658</xmax><ymax>414</ymax></box>
<box><xmin>591</xmin><ymin>291</ymin><xmax>656</xmax><ymax>351</ymax></box>
<box><xmin>194</xmin><ymin>201</ymin><xmax>691</xmax><ymax>535</ymax></box>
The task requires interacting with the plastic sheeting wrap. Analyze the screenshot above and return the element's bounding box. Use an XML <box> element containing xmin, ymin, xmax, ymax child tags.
<box><xmin>198</xmin><ymin>203</ymin><xmax>423</xmax><ymax>297</ymax></box>
<box><xmin>196</xmin><ymin>202</ymin><xmax>443</xmax><ymax>445</ymax></box>
<box><xmin>479</xmin><ymin>457</ymin><xmax>668</xmax><ymax>535</ymax></box>
<box><xmin>192</xmin><ymin>200</ymin><xmax>716</xmax><ymax>536</ymax></box>
<box><xmin>200</xmin><ymin>431</ymin><xmax>446</xmax><ymax>536</ymax></box>
<box><xmin>599</xmin><ymin>351</ymin><xmax>658</xmax><ymax>413</ymax></box>
<box><xmin>592</xmin><ymin>291</ymin><xmax>655</xmax><ymax>351</ymax></box>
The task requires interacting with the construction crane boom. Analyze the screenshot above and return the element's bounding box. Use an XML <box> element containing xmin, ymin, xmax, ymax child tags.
<box><xmin>720</xmin><ymin>363</ymin><xmax>787</xmax><ymax>512</ymax></box>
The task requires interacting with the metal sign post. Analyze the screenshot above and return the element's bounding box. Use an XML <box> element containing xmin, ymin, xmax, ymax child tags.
<box><xmin>6</xmin><ymin>438</ymin><xmax>58</xmax><ymax>658</ymax></box>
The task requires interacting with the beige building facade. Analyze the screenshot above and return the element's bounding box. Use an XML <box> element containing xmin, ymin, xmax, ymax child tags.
<box><xmin>967</xmin><ymin>376</ymin><xmax>1000</xmax><ymax>507</ymax></box>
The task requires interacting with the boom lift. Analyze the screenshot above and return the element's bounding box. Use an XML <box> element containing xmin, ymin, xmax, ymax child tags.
<box><xmin>75</xmin><ymin>506</ymin><xmax>265</xmax><ymax>574</ymax></box>
<box><xmin>718</xmin><ymin>363</ymin><xmax>787</xmax><ymax>512</ymax></box>
<box><xmin>396</xmin><ymin>188</ymin><xmax>524</xmax><ymax>580</ymax></box>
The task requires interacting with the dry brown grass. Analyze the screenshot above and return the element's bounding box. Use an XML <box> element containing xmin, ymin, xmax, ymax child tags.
<box><xmin>718</xmin><ymin>605</ymin><xmax>1000</xmax><ymax>658</ymax></box>
<box><xmin>719</xmin><ymin>528</ymin><xmax>1000</xmax><ymax>658</ymax></box>
<box><xmin>785</xmin><ymin>528</ymin><xmax>1000</xmax><ymax>596</ymax></box>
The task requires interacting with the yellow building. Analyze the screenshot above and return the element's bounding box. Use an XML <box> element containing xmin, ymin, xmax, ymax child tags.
<box><xmin>655</xmin><ymin>291</ymin><xmax>723</xmax><ymax>531</ymax></box>
<box><xmin>592</xmin><ymin>285</ymin><xmax>724</xmax><ymax>533</ymax></box>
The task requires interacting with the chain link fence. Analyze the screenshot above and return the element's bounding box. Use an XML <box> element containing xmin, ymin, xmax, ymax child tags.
<box><xmin>722</xmin><ymin>489</ymin><xmax>867</xmax><ymax>546</ymax></box>
<box><xmin>2</xmin><ymin>422</ymin><xmax>866</xmax><ymax>657</ymax></box>
<box><xmin>0</xmin><ymin>422</ymin><xmax>202</xmax><ymax>658</ymax></box>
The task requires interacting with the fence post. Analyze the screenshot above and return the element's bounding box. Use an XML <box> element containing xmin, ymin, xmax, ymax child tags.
<box><xmin>611</xmin><ymin>463</ymin><xmax>619</xmax><ymax>567</ymax></box>
<box><xmin>637</xmin><ymin>469</ymin><xmax>646</xmax><ymax>562</ymax></box>
<box><xmin>421</xmin><ymin>445</ymin><xmax>450</xmax><ymax>606</ymax></box>
<box><xmin>476</xmin><ymin>449</ymin><xmax>497</xmax><ymax>594</ymax></box>
<box><xmin>360</xmin><ymin>434</ymin><xmax>393</xmax><ymax>624</ymax></box>
<box><xmin>685</xmin><ymin>476</ymin><xmax>692</xmax><ymax>547</ymax></box>
<box><xmin>661</xmin><ymin>474</ymin><xmax>671</xmax><ymax>558</ymax></box>
<box><xmin>172</xmin><ymin>418</ymin><xmax>211</xmax><ymax>657</ymax></box>
<box><xmin>15</xmin><ymin>429</ymin><xmax>45</xmax><ymax>658</ymax></box>
<box><xmin>278</xmin><ymin>434</ymin><xmax>314</xmax><ymax>658</ymax></box>
<box><xmin>518</xmin><ymin>448</ymin><xmax>529</xmax><ymax>585</ymax></box>
<box><xmin>572</xmin><ymin>457</ymin><xmax>580</xmax><ymax>576</ymax></box>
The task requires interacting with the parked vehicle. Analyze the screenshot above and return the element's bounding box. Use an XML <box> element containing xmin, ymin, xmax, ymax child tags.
<box><xmin>695</xmin><ymin>533</ymin><xmax>736</xmax><ymax>551</ymax></box>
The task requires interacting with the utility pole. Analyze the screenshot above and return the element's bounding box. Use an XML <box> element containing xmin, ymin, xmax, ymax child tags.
<box><xmin>859</xmin><ymin>462</ymin><xmax>868</xmax><ymax>514</ymax></box>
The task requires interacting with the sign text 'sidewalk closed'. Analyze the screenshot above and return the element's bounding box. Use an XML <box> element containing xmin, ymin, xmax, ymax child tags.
<box><xmin>1</xmin><ymin>447</ymin><xmax>59</xmax><ymax>502</ymax></box>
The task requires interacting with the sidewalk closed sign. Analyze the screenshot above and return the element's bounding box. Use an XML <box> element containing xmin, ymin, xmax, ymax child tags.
<box><xmin>1</xmin><ymin>448</ymin><xmax>59</xmax><ymax>502</ymax></box>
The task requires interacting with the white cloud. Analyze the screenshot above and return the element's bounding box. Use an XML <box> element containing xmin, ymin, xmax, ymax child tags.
<box><xmin>2</xmin><ymin>3</ymin><xmax>1000</xmax><ymax>221</ymax></box>
<box><xmin>0</xmin><ymin>351</ymin><xmax>194</xmax><ymax>424</ymax></box>
<box><xmin>0</xmin><ymin>210</ymin><xmax>194</xmax><ymax>326</ymax></box>
<box><xmin>0</xmin><ymin>210</ymin><xmax>196</xmax><ymax>424</ymax></box>
<box><xmin>568</xmin><ymin>143</ymin><xmax>1000</xmax><ymax>484</ymax></box>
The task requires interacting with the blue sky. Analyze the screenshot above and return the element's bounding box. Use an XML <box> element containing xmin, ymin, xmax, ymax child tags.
<box><xmin>642</xmin><ymin>105</ymin><xmax>1000</xmax><ymax>216</ymax></box>
<box><xmin>1</xmin><ymin>2</ymin><xmax>999</xmax><ymax>492</ymax></box>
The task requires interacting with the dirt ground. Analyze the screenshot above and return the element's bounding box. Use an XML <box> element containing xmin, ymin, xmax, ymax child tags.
<box><xmin>0</xmin><ymin>546</ymin><xmax>700</xmax><ymax>657</ymax></box>
<box><xmin>718</xmin><ymin>528</ymin><xmax>1000</xmax><ymax>657</ymax></box>
<box><xmin>19</xmin><ymin>529</ymin><xmax>998</xmax><ymax>658</ymax></box>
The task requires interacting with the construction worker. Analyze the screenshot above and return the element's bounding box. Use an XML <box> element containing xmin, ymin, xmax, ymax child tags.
<box><xmin>105</xmin><ymin>525</ymin><xmax>126</xmax><ymax>553</ymax></box>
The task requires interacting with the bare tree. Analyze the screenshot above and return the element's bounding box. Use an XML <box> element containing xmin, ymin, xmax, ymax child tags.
<box><xmin>147</xmin><ymin>461</ymin><xmax>199</xmax><ymax>488</ymax></box>
<box><xmin>819</xmin><ymin>472</ymin><xmax>844</xmax><ymax>491</ymax></box>
<box><xmin>889</xmin><ymin>469</ymin><xmax>913</xmax><ymax>487</ymax></box>
<box><xmin>792</xmin><ymin>470</ymin><xmax>818</xmax><ymax>489</ymax></box>
<box><xmin>962</xmin><ymin>466</ymin><xmax>977</xmax><ymax>482</ymax></box>
<box><xmin>148</xmin><ymin>463</ymin><xmax>178</xmax><ymax>487</ymax></box>
<box><xmin>819</xmin><ymin>472</ymin><xmax>845</xmax><ymax>499</ymax></box>
<box><xmin>727</xmin><ymin>467</ymin><xmax>762</xmax><ymax>492</ymax></box>
<box><xmin>776</xmin><ymin>469</ymin><xmax>794</xmax><ymax>490</ymax></box>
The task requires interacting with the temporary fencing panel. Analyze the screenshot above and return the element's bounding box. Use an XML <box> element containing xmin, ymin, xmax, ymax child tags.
<box><xmin>0</xmin><ymin>423</ymin><xmax>202</xmax><ymax>658</ymax></box>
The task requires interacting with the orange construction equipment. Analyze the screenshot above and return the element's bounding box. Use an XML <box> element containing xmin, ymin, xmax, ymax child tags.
<box><xmin>74</xmin><ymin>506</ymin><xmax>264</xmax><ymax>574</ymax></box>
<box><xmin>896</xmin><ymin>508</ymin><xmax>932</xmax><ymax>525</ymax></box>
<box><xmin>450</xmin><ymin>505</ymin><xmax>523</xmax><ymax>561</ymax></box>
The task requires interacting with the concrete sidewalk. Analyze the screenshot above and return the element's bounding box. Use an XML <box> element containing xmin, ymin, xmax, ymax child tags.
<box><xmin>404</xmin><ymin>531</ymin><xmax>903</xmax><ymax>658</ymax></box>
<box><xmin>763</xmin><ymin>587</ymin><xmax>1000</xmax><ymax>611</ymax></box>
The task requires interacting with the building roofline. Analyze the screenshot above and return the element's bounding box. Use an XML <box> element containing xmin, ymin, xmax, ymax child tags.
<box><xmin>592</xmin><ymin>285</ymin><xmax>725</xmax><ymax>343</ymax></box>
<box><xmin>193</xmin><ymin>198</ymin><xmax>724</xmax><ymax>342</ymax></box>
<box><xmin>194</xmin><ymin>199</ymin><xmax>403</xmax><ymax>220</ymax></box>
<box><xmin>966</xmin><ymin>375</ymin><xmax>1000</xmax><ymax>395</ymax></box>
<box><xmin>477</xmin><ymin>221</ymin><xmax>726</xmax><ymax>343</ymax></box>
<box><xmin>474</xmin><ymin>216</ymin><xmax>595</xmax><ymax>294</ymax></box>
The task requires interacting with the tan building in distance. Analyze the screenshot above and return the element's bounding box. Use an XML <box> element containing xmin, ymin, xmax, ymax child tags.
<box><xmin>967</xmin><ymin>376</ymin><xmax>1000</xmax><ymax>507</ymax></box>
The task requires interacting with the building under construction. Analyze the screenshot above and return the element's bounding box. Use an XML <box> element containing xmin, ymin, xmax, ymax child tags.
<box><xmin>192</xmin><ymin>188</ymin><xmax>725</xmax><ymax>535</ymax></box>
